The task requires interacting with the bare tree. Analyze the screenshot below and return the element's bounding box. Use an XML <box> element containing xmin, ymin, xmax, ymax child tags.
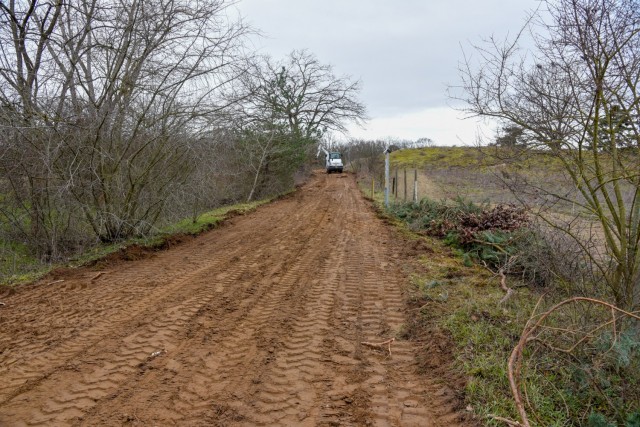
<box><xmin>240</xmin><ymin>50</ymin><xmax>366</xmax><ymax>139</ymax></box>
<box><xmin>457</xmin><ymin>0</ymin><xmax>640</xmax><ymax>310</ymax></box>
<box><xmin>228</xmin><ymin>50</ymin><xmax>367</xmax><ymax>199</ymax></box>
<box><xmin>0</xmin><ymin>0</ymin><xmax>248</xmax><ymax>255</ymax></box>
<box><xmin>0</xmin><ymin>0</ymin><xmax>66</xmax><ymax>257</ymax></box>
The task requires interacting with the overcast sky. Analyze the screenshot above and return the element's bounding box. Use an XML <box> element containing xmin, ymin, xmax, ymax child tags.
<box><xmin>233</xmin><ymin>0</ymin><xmax>538</xmax><ymax>145</ymax></box>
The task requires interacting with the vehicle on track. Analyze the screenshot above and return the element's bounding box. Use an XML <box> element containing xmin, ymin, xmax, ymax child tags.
<box><xmin>318</xmin><ymin>146</ymin><xmax>343</xmax><ymax>173</ymax></box>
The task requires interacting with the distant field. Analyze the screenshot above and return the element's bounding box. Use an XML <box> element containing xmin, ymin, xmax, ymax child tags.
<box><xmin>390</xmin><ymin>146</ymin><xmax>584</xmax><ymax>215</ymax></box>
<box><xmin>387</xmin><ymin>146</ymin><xmax>617</xmax><ymax>255</ymax></box>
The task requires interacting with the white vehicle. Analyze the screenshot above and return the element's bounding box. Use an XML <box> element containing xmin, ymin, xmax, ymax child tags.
<box><xmin>318</xmin><ymin>146</ymin><xmax>344</xmax><ymax>174</ymax></box>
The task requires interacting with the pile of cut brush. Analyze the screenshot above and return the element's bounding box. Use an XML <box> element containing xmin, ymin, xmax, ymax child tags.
<box><xmin>390</xmin><ymin>198</ymin><xmax>543</xmax><ymax>282</ymax></box>
<box><xmin>428</xmin><ymin>204</ymin><xmax>529</xmax><ymax>245</ymax></box>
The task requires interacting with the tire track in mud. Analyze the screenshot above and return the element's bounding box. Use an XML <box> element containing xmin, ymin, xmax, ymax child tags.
<box><xmin>0</xmin><ymin>172</ymin><xmax>469</xmax><ymax>426</ymax></box>
<box><xmin>75</xmin><ymin>178</ymin><xmax>340</xmax><ymax>426</ymax></box>
<box><xmin>0</xmin><ymin>188</ymin><xmax>325</xmax><ymax>424</ymax></box>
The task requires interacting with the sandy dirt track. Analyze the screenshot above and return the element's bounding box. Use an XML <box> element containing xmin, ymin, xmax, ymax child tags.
<box><xmin>0</xmin><ymin>172</ymin><xmax>467</xmax><ymax>426</ymax></box>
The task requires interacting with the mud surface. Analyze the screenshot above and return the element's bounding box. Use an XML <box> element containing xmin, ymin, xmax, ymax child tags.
<box><xmin>0</xmin><ymin>172</ymin><xmax>468</xmax><ymax>426</ymax></box>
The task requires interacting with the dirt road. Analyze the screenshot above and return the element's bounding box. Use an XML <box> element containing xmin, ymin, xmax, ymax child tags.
<box><xmin>0</xmin><ymin>172</ymin><xmax>466</xmax><ymax>426</ymax></box>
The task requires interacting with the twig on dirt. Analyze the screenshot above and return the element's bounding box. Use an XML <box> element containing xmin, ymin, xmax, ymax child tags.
<box><xmin>0</xmin><ymin>302</ymin><xmax>5</xmax><ymax>307</ymax></box>
<box><xmin>47</xmin><ymin>279</ymin><xmax>64</xmax><ymax>286</ymax></box>
<box><xmin>411</xmin><ymin>302</ymin><xmax>430</xmax><ymax>312</ymax></box>
<box><xmin>498</xmin><ymin>268</ymin><xmax>515</xmax><ymax>304</ymax></box>
<box><xmin>149</xmin><ymin>349</ymin><xmax>166</xmax><ymax>359</ymax></box>
<box><xmin>411</xmin><ymin>295</ymin><xmax>438</xmax><ymax>311</ymax></box>
<box><xmin>482</xmin><ymin>257</ymin><xmax>517</xmax><ymax>305</ymax></box>
<box><xmin>91</xmin><ymin>271</ymin><xmax>107</xmax><ymax>281</ymax></box>
<box><xmin>488</xmin><ymin>414</ymin><xmax>525</xmax><ymax>426</ymax></box>
<box><xmin>361</xmin><ymin>338</ymin><xmax>395</xmax><ymax>356</ymax></box>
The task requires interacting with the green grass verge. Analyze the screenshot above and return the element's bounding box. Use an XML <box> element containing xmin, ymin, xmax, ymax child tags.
<box><xmin>356</xmin><ymin>176</ymin><xmax>385</xmax><ymax>205</ymax></box>
<box><xmin>161</xmin><ymin>200</ymin><xmax>268</xmax><ymax>235</ymax></box>
<box><xmin>405</xmin><ymin>239</ymin><xmax>559</xmax><ymax>425</ymax></box>
<box><xmin>0</xmin><ymin>198</ymin><xmax>274</xmax><ymax>287</ymax></box>
<box><xmin>0</xmin><ymin>240</ymin><xmax>39</xmax><ymax>282</ymax></box>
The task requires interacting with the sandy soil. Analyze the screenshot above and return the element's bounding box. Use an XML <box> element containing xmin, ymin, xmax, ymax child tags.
<box><xmin>0</xmin><ymin>171</ymin><xmax>469</xmax><ymax>426</ymax></box>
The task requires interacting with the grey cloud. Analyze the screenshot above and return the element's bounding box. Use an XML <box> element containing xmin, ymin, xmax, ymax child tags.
<box><xmin>236</xmin><ymin>0</ymin><xmax>536</xmax><ymax>118</ymax></box>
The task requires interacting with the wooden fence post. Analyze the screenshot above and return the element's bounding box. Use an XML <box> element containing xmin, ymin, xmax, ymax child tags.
<box><xmin>394</xmin><ymin>169</ymin><xmax>398</xmax><ymax>201</ymax></box>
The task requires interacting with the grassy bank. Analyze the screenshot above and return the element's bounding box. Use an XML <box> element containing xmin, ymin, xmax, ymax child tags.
<box><xmin>386</xmin><ymin>202</ymin><xmax>637</xmax><ymax>425</ymax></box>
<box><xmin>0</xmin><ymin>198</ymin><xmax>272</xmax><ymax>287</ymax></box>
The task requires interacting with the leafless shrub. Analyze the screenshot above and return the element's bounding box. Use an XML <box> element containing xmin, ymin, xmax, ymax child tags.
<box><xmin>0</xmin><ymin>0</ymin><xmax>248</xmax><ymax>257</ymax></box>
<box><xmin>504</xmin><ymin>297</ymin><xmax>640</xmax><ymax>426</ymax></box>
<box><xmin>457</xmin><ymin>0</ymin><xmax>640</xmax><ymax>310</ymax></box>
